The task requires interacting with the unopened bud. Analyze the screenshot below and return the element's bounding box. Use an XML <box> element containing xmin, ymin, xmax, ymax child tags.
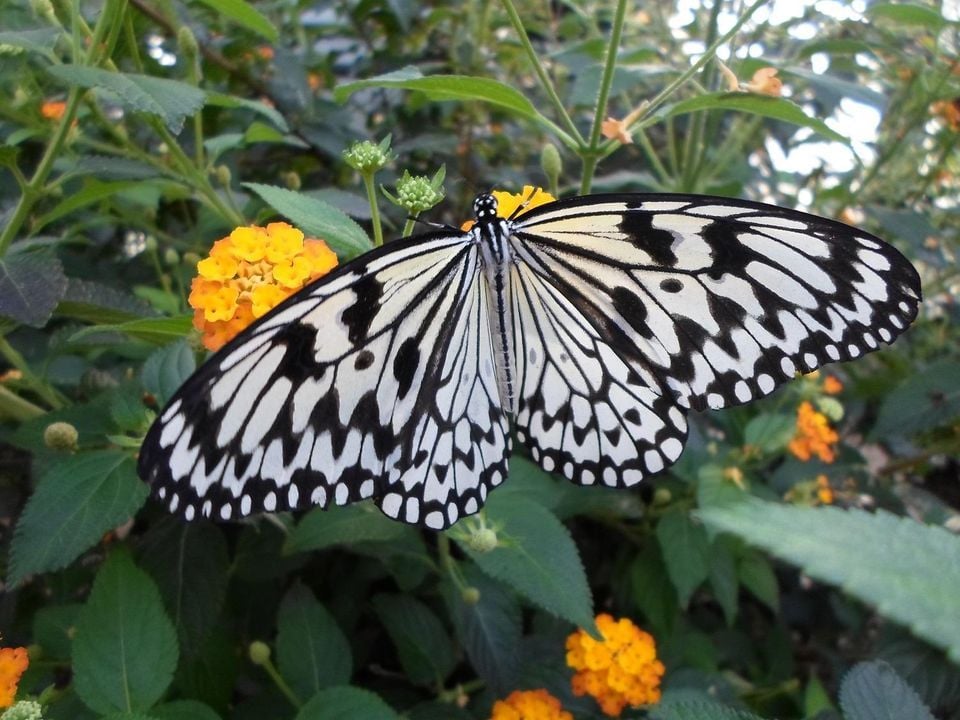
<box><xmin>461</xmin><ymin>587</ymin><xmax>481</xmax><ymax>605</ymax></box>
<box><xmin>44</xmin><ymin>421</ymin><xmax>78</xmax><ymax>451</ymax></box>
<box><xmin>467</xmin><ymin>526</ymin><xmax>498</xmax><ymax>553</ymax></box>
<box><xmin>248</xmin><ymin>640</ymin><xmax>271</xmax><ymax>666</ymax></box>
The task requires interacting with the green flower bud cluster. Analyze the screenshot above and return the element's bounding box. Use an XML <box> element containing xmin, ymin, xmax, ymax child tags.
<box><xmin>1</xmin><ymin>700</ymin><xmax>44</xmax><ymax>720</ymax></box>
<box><xmin>343</xmin><ymin>137</ymin><xmax>393</xmax><ymax>173</ymax></box>
<box><xmin>383</xmin><ymin>166</ymin><xmax>446</xmax><ymax>216</ymax></box>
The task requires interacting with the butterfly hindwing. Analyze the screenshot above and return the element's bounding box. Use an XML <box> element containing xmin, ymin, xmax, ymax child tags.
<box><xmin>139</xmin><ymin>232</ymin><xmax>510</xmax><ymax>529</ymax></box>
<box><xmin>512</xmin><ymin>194</ymin><xmax>921</xmax><ymax>414</ymax></box>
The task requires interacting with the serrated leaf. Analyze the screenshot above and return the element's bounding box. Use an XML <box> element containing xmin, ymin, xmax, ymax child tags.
<box><xmin>737</xmin><ymin>549</ymin><xmax>779</xmax><ymax>613</ymax></box>
<box><xmin>743</xmin><ymin>413</ymin><xmax>796</xmax><ymax>454</ymax></box>
<box><xmin>454</xmin><ymin>496</ymin><xmax>594</xmax><ymax>631</ymax></box>
<box><xmin>708</xmin><ymin>535</ymin><xmax>739</xmax><ymax>626</ymax></box>
<box><xmin>295</xmin><ymin>686</ymin><xmax>398</xmax><ymax>720</ymax></box>
<box><xmin>47</xmin><ymin>66</ymin><xmax>206</xmax><ymax>133</ymax></box>
<box><xmin>277</xmin><ymin>584</ymin><xmax>352</xmax><ymax>699</ymax></box>
<box><xmin>0</xmin><ymin>246</ymin><xmax>67</xmax><ymax>327</ymax></box>
<box><xmin>699</xmin><ymin>498</ymin><xmax>960</xmax><ymax>662</ymax></box>
<box><xmin>334</xmin><ymin>66</ymin><xmax>541</xmax><ymax>122</ymax></box>
<box><xmin>72</xmin><ymin>551</ymin><xmax>179</xmax><ymax>714</ymax></box>
<box><xmin>839</xmin><ymin>661</ymin><xmax>935</xmax><ymax>720</ymax></box>
<box><xmin>8</xmin><ymin>452</ymin><xmax>148</xmax><ymax>586</ymax></box>
<box><xmin>286</xmin><ymin>504</ymin><xmax>406</xmax><ymax>554</ymax></box>
<box><xmin>109</xmin><ymin>382</ymin><xmax>149</xmax><ymax>432</ymax></box>
<box><xmin>371</xmin><ymin>594</ymin><xmax>455</xmax><ymax>686</ymax></box>
<box><xmin>142</xmin><ymin>340</ymin><xmax>196</xmax><ymax>405</ymax></box>
<box><xmin>871</xmin><ymin>361</ymin><xmax>960</xmax><ymax>439</ymax></box>
<box><xmin>55</xmin><ymin>155</ymin><xmax>162</xmax><ymax>181</ymax></box>
<box><xmin>657</xmin><ymin>509</ymin><xmax>711</xmax><ymax>608</ymax></box>
<box><xmin>630</xmin><ymin>542</ymin><xmax>678</xmax><ymax>633</ymax></box>
<box><xmin>0</xmin><ymin>27</ymin><xmax>61</xmax><ymax>58</ymax></box>
<box><xmin>192</xmin><ymin>0</ymin><xmax>278</xmax><ymax>42</ymax></box>
<box><xmin>138</xmin><ymin>519</ymin><xmax>229</xmax><ymax>656</ymax></box>
<box><xmin>445</xmin><ymin>563</ymin><xmax>521</xmax><ymax>695</ymax></box>
<box><xmin>35</xmin><ymin>179</ymin><xmax>135</xmax><ymax>230</ymax></box>
<box><xmin>650</xmin><ymin>700</ymin><xmax>767</xmax><ymax>720</ymax></box>
<box><xmin>58</xmin><ymin>277</ymin><xmax>156</xmax><ymax>324</ymax></box>
<box><xmin>661</xmin><ymin>92</ymin><xmax>848</xmax><ymax>143</ymax></box>
<box><xmin>244</xmin><ymin>183</ymin><xmax>372</xmax><ymax>259</ymax></box>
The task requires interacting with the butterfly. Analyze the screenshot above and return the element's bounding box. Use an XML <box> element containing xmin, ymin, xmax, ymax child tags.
<box><xmin>138</xmin><ymin>192</ymin><xmax>921</xmax><ymax>529</ymax></box>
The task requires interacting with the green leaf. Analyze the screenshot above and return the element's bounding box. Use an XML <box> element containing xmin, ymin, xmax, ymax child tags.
<box><xmin>650</xmin><ymin>700</ymin><xmax>766</xmax><ymax>720</ymax></box>
<box><xmin>8</xmin><ymin>452</ymin><xmax>148</xmax><ymax>586</ymax></box>
<box><xmin>867</xmin><ymin>3</ymin><xmax>947</xmax><ymax>29</ymax></box>
<box><xmin>871</xmin><ymin>361</ymin><xmax>960</xmax><ymax>439</ymax></box>
<box><xmin>142</xmin><ymin>340</ymin><xmax>196</xmax><ymax>405</ymax></box>
<box><xmin>33</xmin><ymin>604</ymin><xmax>83</xmax><ymax>660</ymax></box>
<box><xmin>34</xmin><ymin>179</ymin><xmax>135</xmax><ymax>231</ymax></box>
<box><xmin>699</xmin><ymin>498</ymin><xmax>960</xmax><ymax>662</ymax></box>
<box><xmin>286</xmin><ymin>504</ymin><xmax>406</xmax><ymax>554</ymax></box>
<box><xmin>295</xmin><ymin>686</ymin><xmax>398</xmax><ymax>720</ymax></box>
<box><xmin>630</xmin><ymin>542</ymin><xmax>678</xmax><ymax>633</ymax></box>
<box><xmin>72</xmin><ymin>551</ymin><xmax>179</xmax><ymax>714</ymax></box>
<box><xmin>47</xmin><ymin>66</ymin><xmax>206</xmax><ymax>133</ymax></box>
<box><xmin>0</xmin><ymin>246</ymin><xmax>68</xmax><ymax>327</ymax></box>
<box><xmin>657</xmin><ymin>509</ymin><xmax>711</xmax><ymax>608</ymax></box>
<box><xmin>191</xmin><ymin>0</ymin><xmax>278</xmax><ymax>41</ymax></box>
<box><xmin>205</xmin><ymin>93</ymin><xmax>289</xmax><ymax>132</ymax></box>
<box><xmin>661</xmin><ymin>93</ymin><xmax>848</xmax><ymax>143</ymax></box>
<box><xmin>0</xmin><ymin>27</ymin><xmax>61</xmax><ymax>58</ymax></box>
<box><xmin>152</xmin><ymin>700</ymin><xmax>222</xmax><ymax>720</ymax></box>
<box><xmin>743</xmin><ymin>413</ymin><xmax>796</xmax><ymax>454</ymax></box>
<box><xmin>737</xmin><ymin>549</ymin><xmax>779</xmax><ymax>613</ymax></box>
<box><xmin>58</xmin><ymin>278</ymin><xmax>156</xmax><ymax>324</ymax></box>
<box><xmin>277</xmin><ymin>584</ymin><xmax>353</xmax><ymax>699</ymax></box>
<box><xmin>138</xmin><ymin>519</ymin><xmax>229</xmax><ymax>656</ymax></box>
<box><xmin>244</xmin><ymin>183</ymin><xmax>373</xmax><ymax>260</ymax></box>
<box><xmin>708</xmin><ymin>535</ymin><xmax>739</xmax><ymax>626</ymax></box>
<box><xmin>839</xmin><ymin>661</ymin><xmax>935</xmax><ymax>720</ymax></box>
<box><xmin>371</xmin><ymin>594</ymin><xmax>455</xmax><ymax>686</ymax></box>
<box><xmin>455</xmin><ymin>496</ymin><xmax>594</xmax><ymax>631</ymax></box>
<box><xmin>334</xmin><ymin>67</ymin><xmax>541</xmax><ymax>122</ymax></box>
<box><xmin>109</xmin><ymin>382</ymin><xmax>149</xmax><ymax>432</ymax></box>
<box><xmin>445</xmin><ymin>563</ymin><xmax>521</xmax><ymax>695</ymax></box>
<box><xmin>69</xmin><ymin>315</ymin><xmax>194</xmax><ymax>345</ymax></box>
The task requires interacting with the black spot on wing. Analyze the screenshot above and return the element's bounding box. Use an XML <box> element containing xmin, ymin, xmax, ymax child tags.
<box><xmin>355</xmin><ymin>350</ymin><xmax>375</xmax><ymax>370</ymax></box>
<box><xmin>342</xmin><ymin>273</ymin><xmax>383</xmax><ymax>344</ymax></box>
<box><xmin>394</xmin><ymin>337</ymin><xmax>420</xmax><ymax>399</ymax></box>
<box><xmin>619</xmin><ymin>211</ymin><xmax>677</xmax><ymax>266</ymax></box>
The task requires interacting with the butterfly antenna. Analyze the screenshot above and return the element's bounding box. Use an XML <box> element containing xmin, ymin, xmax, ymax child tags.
<box><xmin>408</xmin><ymin>215</ymin><xmax>460</xmax><ymax>233</ymax></box>
<box><xmin>507</xmin><ymin>185</ymin><xmax>537</xmax><ymax>221</ymax></box>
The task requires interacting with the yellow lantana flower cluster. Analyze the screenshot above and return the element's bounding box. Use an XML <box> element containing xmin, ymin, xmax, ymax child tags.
<box><xmin>188</xmin><ymin>222</ymin><xmax>338</xmax><ymax>351</ymax></box>
<box><xmin>787</xmin><ymin>401</ymin><xmax>839</xmax><ymax>463</ymax></box>
<box><xmin>566</xmin><ymin>614</ymin><xmax>665</xmax><ymax>717</ymax></box>
<box><xmin>0</xmin><ymin>647</ymin><xmax>29</xmax><ymax>708</ymax></box>
<box><xmin>489</xmin><ymin>689</ymin><xmax>573</xmax><ymax>720</ymax></box>
<box><xmin>461</xmin><ymin>186</ymin><xmax>556</xmax><ymax>231</ymax></box>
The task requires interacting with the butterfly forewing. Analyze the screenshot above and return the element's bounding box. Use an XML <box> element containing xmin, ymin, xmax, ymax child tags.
<box><xmin>139</xmin><ymin>231</ymin><xmax>510</xmax><ymax>529</ymax></box>
<box><xmin>512</xmin><ymin>194</ymin><xmax>921</xmax><ymax>415</ymax></box>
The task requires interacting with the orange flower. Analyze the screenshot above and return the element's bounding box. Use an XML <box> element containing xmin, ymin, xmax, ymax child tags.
<box><xmin>188</xmin><ymin>222</ymin><xmax>338</xmax><ymax>350</ymax></box>
<box><xmin>490</xmin><ymin>689</ymin><xmax>573</xmax><ymax>720</ymax></box>
<box><xmin>41</xmin><ymin>100</ymin><xmax>67</xmax><ymax>120</ymax></box>
<box><xmin>931</xmin><ymin>98</ymin><xmax>960</xmax><ymax>130</ymax></box>
<box><xmin>822</xmin><ymin>375</ymin><xmax>843</xmax><ymax>395</ymax></box>
<box><xmin>566</xmin><ymin>615</ymin><xmax>664</xmax><ymax>717</ymax></box>
<box><xmin>815</xmin><ymin>474</ymin><xmax>835</xmax><ymax>505</ymax></box>
<box><xmin>0</xmin><ymin>647</ymin><xmax>29</xmax><ymax>708</ymax></box>
<box><xmin>461</xmin><ymin>187</ymin><xmax>556</xmax><ymax>231</ymax></box>
<box><xmin>788</xmin><ymin>401</ymin><xmax>839</xmax><ymax>463</ymax></box>
<box><xmin>600</xmin><ymin>104</ymin><xmax>647</xmax><ymax>145</ymax></box>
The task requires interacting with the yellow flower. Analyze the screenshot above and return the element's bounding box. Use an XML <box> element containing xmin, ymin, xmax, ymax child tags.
<box><xmin>489</xmin><ymin>689</ymin><xmax>573</xmax><ymax>720</ymax></box>
<box><xmin>462</xmin><ymin>187</ymin><xmax>556</xmax><ymax>231</ymax></box>
<box><xmin>788</xmin><ymin>401</ymin><xmax>839</xmax><ymax>463</ymax></box>
<box><xmin>188</xmin><ymin>222</ymin><xmax>338</xmax><ymax>351</ymax></box>
<box><xmin>566</xmin><ymin>615</ymin><xmax>664</xmax><ymax>717</ymax></box>
<box><xmin>815</xmin><ymin>474</ymin><xmax>835</xmax><ymax>505</ymax></box>
<box><xmin>0</xmin><ymin>647</ymin><xmax>29</xmax><ymax>708</ymax></box>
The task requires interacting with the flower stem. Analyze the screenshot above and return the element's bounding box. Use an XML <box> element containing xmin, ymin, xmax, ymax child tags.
<box><xmin>259</xmin><ymin>655</ymin><xmax>302</xmax><ymax>710</ymax></box>
<box><xmin>362</xmin><ymin>172</ymin><xmax>384</xmax><ymax>246</ymax></box>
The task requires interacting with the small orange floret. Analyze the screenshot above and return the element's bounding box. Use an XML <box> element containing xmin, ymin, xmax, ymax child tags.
<box><xmin>822</xmin><ymin>375</ymin><xmax>843</xmax><ymax>395</ymax></box>
<box><xmin>931</xmin><ymin>98</ymin><xmax>960</xmax><ymax>131</ymax></box>
<box><xmin>566</xmin><ymin>614</ymin><xmax>664</xmax><ymax>717</ymax></box>
<box><xmin>788</xmin><ymin>401</ymin><xmax>839</xmax><ymax>463</ymax></box>
<box><xmin>815</xmin><ymin>474</ymin><xmax>835</xmax><ymax>505</ymax></box>
<box><xmin>744</xmin><ymin>67</ymin><xmax>783</xmax><ymax>96</ymax></box>
<box><xmin>41</xmin><ymin>100</ymin><xmax>67</xmax><ymax>120</ymax></box>
<box><xmin>489</xmin><ymin>689</ymin><xmax>573</xmax><ymax>720</ymax></box>
<box><xmin>188</xmin><ymin>222</ymin><xmax>338</xmax><ymax>350</ymax></box>
<box><xmin>0</xmin><ymin>647</ymin><xmax>29</xmax><ymax>708</ymax></box>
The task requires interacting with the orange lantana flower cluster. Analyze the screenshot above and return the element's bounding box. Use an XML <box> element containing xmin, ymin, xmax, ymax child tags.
<box><xmin>188</xmin><ymin>222</ymin><xmax>338</xmax><ymax>350</ymax></box>
<box><xmin>0</xmin><ymin>647</ymin><xmax>29</xmax><ymax>708</ymax></box>
<box><xmin>787</xmin><ymin>401</ymin><xmax>839</xmax><ymax>463</ymax></box>
<box><xmin>566</xmin><ymin>614</ymin><xmax>665</xmax><ymax>717</ymax></box>
<box><xmin>489</xmin><ymin>689</ymin><xmax>573</xmax><ymax>720</ymax></box>
<box><xmin>461</xmin><ymin>187</ymin><xmax>555</xmax><ymax>231</ymax></box>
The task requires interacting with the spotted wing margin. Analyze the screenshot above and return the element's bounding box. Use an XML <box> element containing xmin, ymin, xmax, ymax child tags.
<box><xmin>138</xmin><ymin>231</ymin><xmax>511</xmax><ymax>530</ymax></box>
<box><xmin>511</xmin><ymin>193</ymin><xmax>921</xmax><ymax>413</ymax></box>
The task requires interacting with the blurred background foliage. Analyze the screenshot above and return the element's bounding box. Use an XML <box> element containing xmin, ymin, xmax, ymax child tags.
<box><xmin>0</xmin><ymin>0</ymin><xmax>958</xmax><ymax>718</ymax></box>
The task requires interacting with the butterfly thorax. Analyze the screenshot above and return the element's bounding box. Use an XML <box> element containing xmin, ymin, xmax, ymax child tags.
<box><xmin>472</xmin><ymin>194</ymin><xmax>518</xmax><ymax>415</ymax></box>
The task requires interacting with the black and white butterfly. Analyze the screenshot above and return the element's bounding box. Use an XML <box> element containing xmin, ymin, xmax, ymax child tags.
<box><xmin>138</xmin><ymin>192</ymin><xmax>921</xmax><ymax>529</ymax></box>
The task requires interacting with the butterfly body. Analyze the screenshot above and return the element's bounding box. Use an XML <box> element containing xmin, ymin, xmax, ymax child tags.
<box><xmin>139</xmin><ymin>193</ymin><xmax>920</xmax><ymax>529</ymax></box>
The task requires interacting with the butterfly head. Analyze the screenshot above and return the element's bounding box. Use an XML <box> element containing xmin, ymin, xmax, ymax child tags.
<box><xmin>473</xmin><ymin>193</ymin><xmax>499</xmax><ymax>222</ymax></box>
